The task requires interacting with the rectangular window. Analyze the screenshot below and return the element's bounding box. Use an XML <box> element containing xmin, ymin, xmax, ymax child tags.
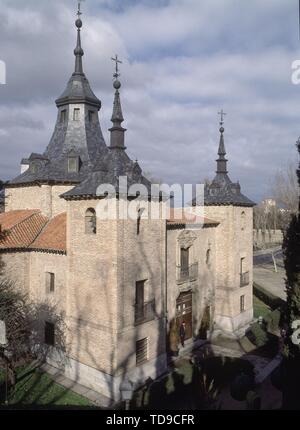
<box><xmin>45</xmin><ymin>322</ymin><xmax>55</xmax><ymax>346</ymax></box>
<box><xmin>180</xmin><ymin>248</ymin><xmax>189</xmax><ymax>278</ymax></box>
<box><xmin>135</xmin><ymin>281</ymin><xmax>145</xmax><ymax>307</ymax></box>
<box><xmin>240</xmin><ymin>295</ymin><xmax>245</xmax><ymax>313</ymax></box>
<box><xmin>73</xmin><ymin>108</ymin><xmax>80</xmax><ymax>121</ymax></box>
<box><xmin>240</xmin><ymin>257</ymin><xmax>245</xmax><ymax>274</ymax></box>
<box><xmin>136</xmin><ymin>338</ymin><xmax>148</xmax><ymax>365</ymax></box>
<box><xmin>181</xmin><ymin>248</ymin><xmax>189</xmax><ymax>269</ymax></box>
<box><xmin>46</xmin><ymin>272</ymin><xmax>55</xmax><ymax>293</ymax></box>
<box><xmin>60</xmin><ymin>110</ymin><xmax>67</xmax><ymax>123</ymax></box>
<box><xmin>88</xmin><ymin>110</ymin><xmax>95</xmax><ymax>123</ymax></box>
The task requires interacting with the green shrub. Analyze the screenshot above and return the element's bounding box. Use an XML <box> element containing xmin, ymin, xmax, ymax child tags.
<box><xmin>230</xmin><ymin>374</ymin><xmax>255</xmax><ymax>401</ymax></box>
<box><xmin>247</xmin><ymin>322</ymin><xmax>268</xmax><ymax>347</ymax></box>
<box><xmin>198</xmin><ymin>357</ymin><xmax>254</xmax><ymax>388</ymax></box>
<box><xmin>265</xmin><ymin>308</ymin><xmax>281</xmax><ymax>334</ymax></box>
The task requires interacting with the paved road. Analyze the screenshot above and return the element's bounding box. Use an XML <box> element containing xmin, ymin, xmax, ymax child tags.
<box><xmin>253</xmin><ymin>248</ymin><xmax>286</xmax><ymax>301</ymax></box>
<box><xmin>254</xmin><ymin>249</ymin><xmax>283</xmax><ymax>267</ymax></box>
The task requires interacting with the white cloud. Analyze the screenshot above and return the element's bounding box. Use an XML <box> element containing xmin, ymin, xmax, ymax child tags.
<box><xmin>0</xmin><ymin>0</ymin><xmax>299</xmax><ymax>202</ymax></box>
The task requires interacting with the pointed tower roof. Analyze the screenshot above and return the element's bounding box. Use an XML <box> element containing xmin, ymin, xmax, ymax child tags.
<box><xmin>111</xmin><ymin>82</ymin><xmax>124</xmax><ymax>124</ymax></box>
<box><xmin>109</xmin><ymin>75</ymin><xmax>127</xmax><ymax>149</ymax></box>
<box><xmin>55</xmin><ymin>8</ymin><xmax>101</xmax><ymax>109</ymax></box>
<box><xmin>216</xmin><ymin>126</ymin><xmax>227</xmax><ymax>173</ymax></box>
<box><xmin>192</xmin><ymin>111</ymin><xmax>255</xmax><ymax>207</ymax></box>
<box><xmin>62</xmin><ymin>57</ymin><xmax>152</xmax><ymax>200</ymax></box>
<box><xmin>9</xmin><ymin>5</ymin><xmax>107</xmax><ymax>187</ymax></box>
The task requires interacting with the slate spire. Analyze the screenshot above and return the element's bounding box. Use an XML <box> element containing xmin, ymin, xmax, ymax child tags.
<box><xmin>74</xmin><ymin>9</ymin><xmax>84</xmax><ymax>75</ymax></box>
<box><xmin>214</xmin><ymin>109</ymin><xmax>227</xmax><ymax>174</ymax></box>
<box><xmin>9</xmin><ymin>2</ymin><xmax>108</xmax><ymax>186</ymax></box>
<box><xmin>216</xmin><ymin>124</ymin><xmax>228</xmax><ymax>174</ymax></box>
<box><xmin>55</xmin><ymin>3</ymin><xmax>101</xmax><ymax>109</ymax></box>
<box><xmin>109</xmin><ymin>56</ymin><xmax>126</xmax><ymax>149</ymax></box>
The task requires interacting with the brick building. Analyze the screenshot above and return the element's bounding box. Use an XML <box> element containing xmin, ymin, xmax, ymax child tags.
<box><xmin>0</xmin><ymin>12</ymin><xmax>255</xmax><ymax>400</ymax></box>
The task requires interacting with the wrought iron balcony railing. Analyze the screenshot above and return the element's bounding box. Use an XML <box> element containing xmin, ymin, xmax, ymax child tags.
<box><xmin>135</xmin><ymin>300</ymin><xmax>156</xmax><ymax>325</ymax></box>
<box><xmin>240</xmin><ymin>271</ymin><xmax>250</xmax><ymax>287</ymax></box>
<box><xmin>177</xmin><ymin>262</ymin><xmax>198</xmax><ymax>283</ymax></box>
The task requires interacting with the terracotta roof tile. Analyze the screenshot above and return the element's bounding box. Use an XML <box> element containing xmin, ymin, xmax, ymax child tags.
<box><xmin>31</xmin><ymin>213</ymin><xmax>66</xmax><ymax>253</ymax></box>
<box><xmin>0</xmin><ymin>210</ymin><xmax>48</xmax><ymax>249</ymax></box>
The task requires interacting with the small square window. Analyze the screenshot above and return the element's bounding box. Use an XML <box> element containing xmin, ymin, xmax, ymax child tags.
<box><xmin>45</xmin><ymin>322</ymin><xmax>55</xmax><ymax>346</ymax></box>
<box><xmin>136</xmin><ymin>337</ymin><xmax>148</xmax><ymax>365</ymax></box>
<box><xmin>60</xmin><ymin>110</ymin><xmax>67</xmax><ymax>123</ymax></box>
<box><xmin>73</xmin><ymin>108</ymin><xmax>80</xmax><ymax>121</ymax></box>
<box><xmin>46</xmin><ymin>272</ymin><xmax>55</xmax><ymax>293</ymax></box>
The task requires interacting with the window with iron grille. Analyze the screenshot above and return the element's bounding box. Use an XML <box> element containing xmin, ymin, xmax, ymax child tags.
<box><xmin>45</xmin><ymin>322</ymin><xmax>55</xmax><ymax>346</ymax></box>
<box><xmin>136</xmin><ymin>338</ymin><xmax>148</xmax><ymax>365</ymax></box>
<box><xmin>240</xmin><ymin>295</ymin><xmax>245</xmax><ymax>313</ymax></box>
<box><xmin>46</xmin><ymin>272</ymin><xmax>55</xmax><ymax>293</ymax></box>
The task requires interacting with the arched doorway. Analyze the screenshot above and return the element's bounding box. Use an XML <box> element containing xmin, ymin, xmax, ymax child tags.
<box><xmin>176</xmin><ymin>291</ymin><xmax>193</xmax><ymax>340</ymax></box>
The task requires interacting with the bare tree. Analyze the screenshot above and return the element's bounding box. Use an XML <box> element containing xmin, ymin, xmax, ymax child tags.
<box><xmin>0</xmin><ymin>278</ymin><xmax>66</xmax><ymax>388</ymax></box>
<box><xmin>271</xmin><ymin>163</ymin><xmax>299</xmax><ymax>214</ymax></box>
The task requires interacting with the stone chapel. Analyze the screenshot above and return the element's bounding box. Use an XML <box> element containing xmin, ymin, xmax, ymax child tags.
<box><xmin>0</xmin><ymin>11</ymin><xmax>255</xmax><ymax>400</ymax></box>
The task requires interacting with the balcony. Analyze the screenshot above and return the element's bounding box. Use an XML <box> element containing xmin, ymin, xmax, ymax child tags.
<box><xmin>135</xmin><ymin>300</ymin><xmax>156</xmax><ymax>325</ymax></box>
<box><xmin>177</xmin><ymin>262</ymin><xmax>198</xmax><ymax>283</ymax></box>
<box><xmin>240</xmin><ymin>271</ymin><xmax>250</xmax><ymax>287</ymax></box>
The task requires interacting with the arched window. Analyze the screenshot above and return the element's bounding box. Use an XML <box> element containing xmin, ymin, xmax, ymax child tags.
<box><xmin>85</xmin><ymin>208</ymin><xmax>96</xmax><ymax>234</ymax></box>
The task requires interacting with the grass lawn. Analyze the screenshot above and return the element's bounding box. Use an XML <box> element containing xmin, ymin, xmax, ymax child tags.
<box><xmin>253</xmin><ymin>295</ymin><xmax>271</xmax><ymax>319</ymax></box>
<box><xmin>0</xmin><ymin>364</ymin><xmax>92</xmax><ymax>407</ymax></box>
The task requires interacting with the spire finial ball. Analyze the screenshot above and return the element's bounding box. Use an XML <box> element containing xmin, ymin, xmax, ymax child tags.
<box><xmin>219</xmin><ymin>126</ymin><xmax>224</xmax><ymax>133</ymax></box>
<box><xmin>113</xmin><ymin>79</ymin><xmax>121</xmax><ymax>90</ymax></box>
<box><xmin>76</xmin><ymin>18</ymin><xmax>83</xmax><ymax>29</ymax></box>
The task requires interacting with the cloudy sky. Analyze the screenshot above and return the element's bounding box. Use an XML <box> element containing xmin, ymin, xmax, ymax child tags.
<box><xmin>0</xmin><ymin>0</ymin><xmax>300</xmax><ymax>202</ymax></box>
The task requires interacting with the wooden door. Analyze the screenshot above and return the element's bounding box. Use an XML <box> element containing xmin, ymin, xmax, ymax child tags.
<box><xmin>176</xmin><ymin>291</ymin><xmax>193</xmax><ymax>340</ymax></box>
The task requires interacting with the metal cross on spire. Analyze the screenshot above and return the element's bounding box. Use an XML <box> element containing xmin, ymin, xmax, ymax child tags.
<box><xmin>77</xmin><ymin>0</ymin><xmax>85</xmax><ymax>18</ymax></box>
<box><xmin>218</xmin><ymin>109</ymin><xmax>227</xmax><ymax>125</ymax></box>
<box><xmin>111</xmin><ymin>54</ymin><xmax>122</xmax><ymax>79</ymax></box>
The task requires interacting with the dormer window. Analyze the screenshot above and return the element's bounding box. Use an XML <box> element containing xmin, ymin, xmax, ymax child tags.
<box><xmin>68</xmin><ymin>156</ymin><xmax>80</xmax><ymax>173</ymax></box>
<box><xmin>60</xmin><ymin>110</ymin><xmax>67</xmax><ymax>123</ymax></box>
<box><xmin>73</xmin><ymin>108</ymin><xmax>80</xmax><ymax>121</ymax></box>
<box><xmin>31</xmin><ymin>163</ymin><xmax>37</xmax><ymax>174</ymax></box>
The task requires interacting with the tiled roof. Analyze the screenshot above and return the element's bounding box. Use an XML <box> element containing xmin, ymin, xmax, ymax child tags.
<box><xmin>62</xmin><ymin>149</ymin><xmax>152</xmax><ymax>199</ymax></box>
<box><xmin>0</xmin><ymin>210</ymin><xmax>48</xmax><ymax>249</ymax></box>
<box><xmin>31</xmin><ymin>213</ymin><xmax>66</xmax><ymax>253</ymax></box>
<box><xmin>0</xmin><ymin>210</ymin><xmax>67</xmax><ymax>253</ymax></box>
<box><xmin>167</xmin><ymin>208</ymin><xmax>219</xmax><ymax>227</ymax></box>
<box><xmin>191</xmin><ymin>174</ymin><xmax>256</xmax><ymax>208</ymax></box>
